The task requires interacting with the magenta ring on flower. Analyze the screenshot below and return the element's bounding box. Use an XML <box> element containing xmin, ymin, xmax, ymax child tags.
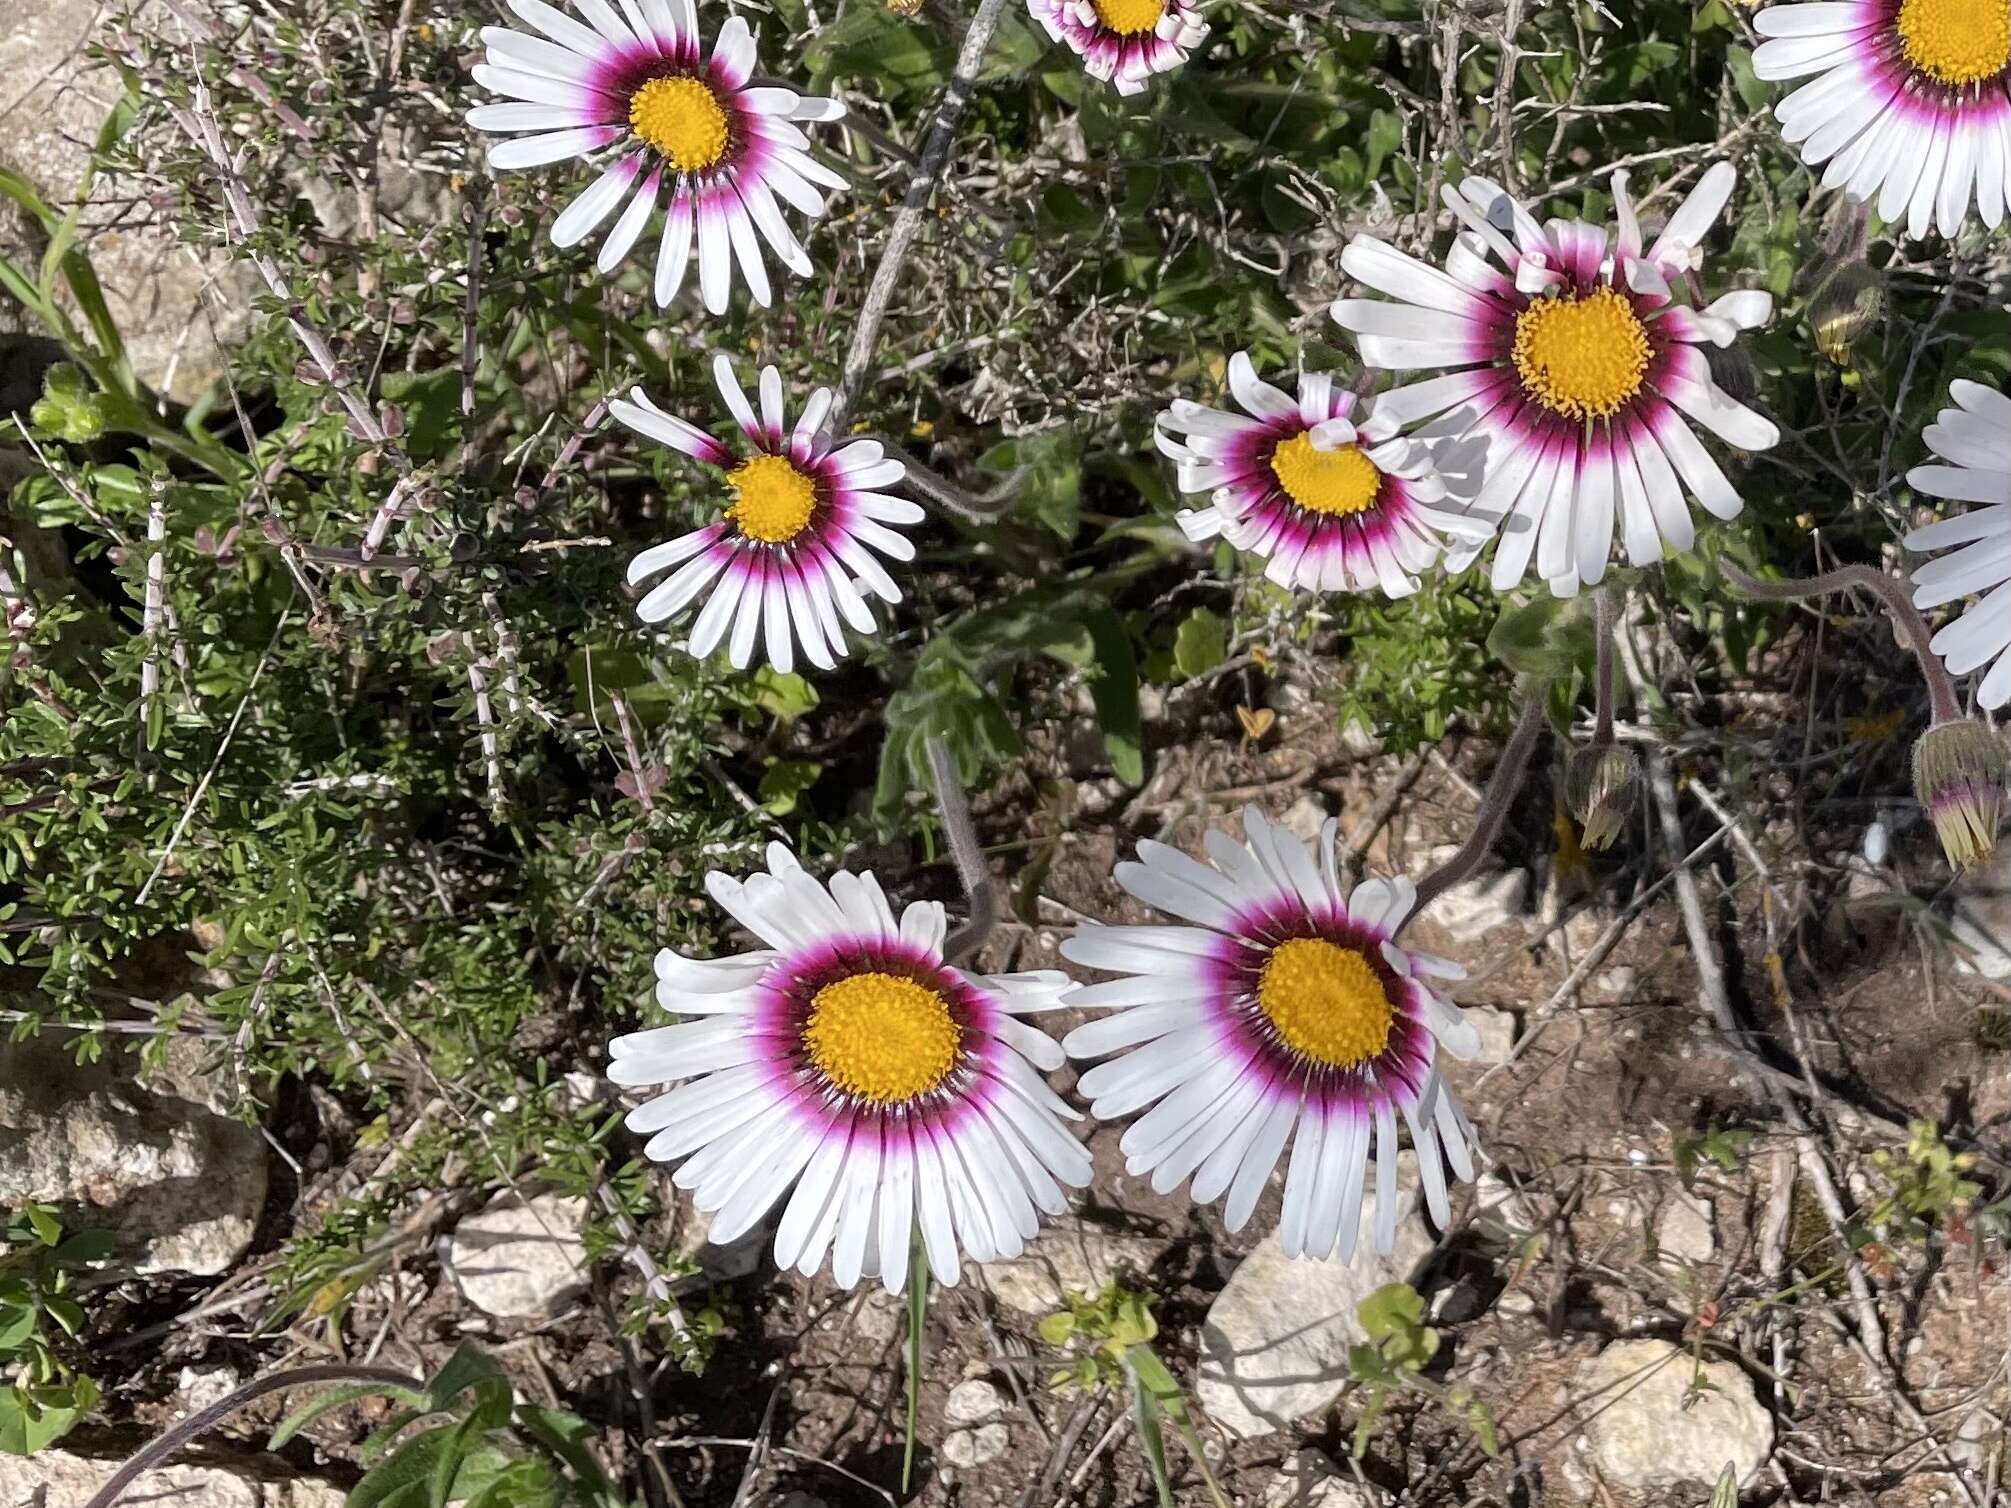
<box><xmin>1332</xmin><ymin>164</ymin><xmax>1779</xmax><ymax>598</ymax></box>
<box><xmin>468</xmin><ymin>0</ymin><xmax>847</xmax><ymax>312</ymax></box>
<box><xmin>1158</xmin><ymin>352</ymin><xmax>1494</xmax><ymax>598</ymax></box>
<box><xmin>615</xmin><ymin>355</ymin><xmax>920</xmax><ymax>674</ymax></box>
<box><xmin>609</xmin><ymin>844</ymin><xmax>1091</xmax><ymax>1293</ymax></box>
<box><xmin>1755</xmin><ymin>0</ymin><xmax>2011</xmax><ymax>239</ymax></box>
<box><xmin>1027</xmin><ymin>0</ymin><xmax>1208</xmax><ymax>95</ymax></box>
<box><xmin>1060</xmin><ymin>807</ymin><xmax>1479</xmax><ymax>1261</ymax></box>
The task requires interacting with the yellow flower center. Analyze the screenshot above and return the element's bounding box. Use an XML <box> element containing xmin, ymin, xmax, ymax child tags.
<box><xmin>1269</xmin><ymin>433</ymin><xmax>1384</xmax><ymax>516</ymax></box>
<box><xmin>803</xmin><ymin>971</ymin><xmax>962</xmax><ymax>1104</ymax></box>
<box><xmin>1896</xmin><ymin>0</ymin><xmax>2011</xmax><ymax>86</ymax></box>
<box><xmin>1255</xmin><ymin>937</ymin><xmax>1394</xmax><ymax>1069</ymax></box>
<box><xmin>1511</xmin><ymin>286</ymin><xmax>1653</xmax><ymax>421</ymax></box>
<box><xmin>727</xmin><ymin>454</ymin><xmax>818</xmax><ymax>544</ymax></box>
<box><xmin>1092</xmin><ymin>0</ymin><xmax>1164</xmax><ymax>34</ymax></box>
<box><xmin>628</xmin><ymin>76</ymin><xmax>730</xmax><ymax>174</ymax></box>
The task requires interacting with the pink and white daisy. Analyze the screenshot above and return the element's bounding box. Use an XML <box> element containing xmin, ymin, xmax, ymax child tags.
<box><xmin>1027</xmin><ymin>0</ymin><xmax>1208</xmax><ymax>96</ymax></box>
<box><xmin>1754</xmin><ymin>0</ymin><xmax>2011</xmax><ymax>239</ymax></box>
<box><xmin>1906</xmin><ymin>379</ymin><xmax>2011</xmax><ymax>707</ymax></box>
<box><xmin>615</xmin><ymin>355</ymin><xmax>918</xmax><ymax>674</ymax></box>
<box><xmin>1060</xmin><ymin>808</ymin><xmax>1479</xmax><ymax>1261</ymax></box>
<box><xmin>1330</xmin><ymin>164</ymin><xmax>1780</xmax><ymax>597</ymax></box>
<box><xmin>467</xmin><ymin>0</ymin><xmax>847</xmax><ymax>313</ymax></box>
<box><xmin>1156</xmin><ymin>352</ymin><xmax>1493</xmax><ymax>598</ymax></box>
<box><xmin>609</xmin><ymin>844</ymin><xmax>1091</xmax><ymax>1293</ymax></box>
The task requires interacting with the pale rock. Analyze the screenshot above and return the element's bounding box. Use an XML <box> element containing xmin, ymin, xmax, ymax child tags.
<box><xmin>1953</xmin><ymin>843</ymin><xmax>2011</xmax><ymax>978</ymax></box>
<box><xmin>1471</xmin><ymin>1173</ymin><xmax>1535</xmax><ymax>1236</ymax></box>
<box><xmin>849</xmin><ymin>1288</ymin><xmax>903</xmax><ymax>1344</ymax></box>
<box><xmin>941</xmin><ymin>1421</ymin><xmax>1009</xmax><ymax>1468</ymax></box>
<box><xmin>1578</xmin><ymin>1339</ymin><xmax>1772</xmax><ymax>1489</ymax></box>
<box><xmin>0</xmin><ymin>1451</ymin><xmax>345</xmax><ymax>1508</ymax></box>
<box><xmin>1655</xmin><ymin>1193</ymin><xmax>1716</xmax><ymax>1264</ymax></box>
<box><xmin>1413</xmin><ymin>847</ymin><xmax>1527</xmax><ymax>942</ymax></box>
<box><xmin>1262</xmin><ymin>1450</ymin><xmax>1383</xmax><ymax>1508</ymax></box>
<box><xmin>1952</xmin><ymin>1408</ymin><xmax>2001</xmax><ymax>1476</ymax></box>
<box><xmin>1196</xmin><ymin>1157</ymin><xmax>1433</xmax><ymax>1438</ymax></box>
<box><xmin>447</xmin><ymin>1193</ymin><xmax>588</xmax><ymax>1319</ymax></box>
<box><xmin>0</xmin><ymin>1</ymin><xmax>254</xmax><ymax>400</ymax></box>
<box><xmin>1462</xmin><ymin>1006</ymin><xmax>1517</xmax><ymax>1065</ymax></box>
<box><xmin>945</xmin><ymin>1378</ymin><xmax>1004</xmax><ymax>1426</ymax></box>
<box><xmin>1279</xmin><ymin>795</ymin><xmax>1331</xmax><ymax>843</ymax></box>
<box><xmin>979</xmin><ymin>1222</ymin><xmax>1167</xmax><ymax>1315</ymax></box>
<box><xmin>0</xmin><ymin>1034</ymin><xmax>265</xmax><ymax>1275</ymax></box>
<box><xmin>177</xmin><ymin>1364</ymin><xmax>240</xmax><ymax>1413</ymax></box>
<box><xmin>1340</xmin><ymin>720</ymin><xmax>1382</xmax><ymax>759</ymax></box>
<box><xmin>1593</xmin><ymin>966</ymin><xmax>1636</xmax><ymax>999</ymax></box>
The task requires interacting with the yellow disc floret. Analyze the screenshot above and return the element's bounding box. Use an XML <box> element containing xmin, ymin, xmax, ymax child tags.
<box><xmin>1269</xmin><ymin>433</ymin><xmax>1384</xmax><ymax>516</ymax></box>
<box><xmin>1092</xmin><ymin>0</ymin><xmax>1165</xmax><ymax>34</ymax></box>
<box><xmin>1511</xmin><ymin>286</ymin><xmax>1653</xmax><ymax>422</ymax></box>
<box><xmin>1897</xmin><ymin>0</ymin><xmax>2011</xmax><ymax>87</ymax></box>
<box><xmin>803</xmin><ymin>970</ymin><xmax>962</xmax><ymax>1103</ymax></box>
<box><xmin>628</xmin><ymin>76</ymin><xmax>731</xmax><ymax>174</ymax></box>
<box><xmin>727</xmin><ymin>454</ymin><xmax>818</xmax><ymax>544</ymax></box>
<box><xmin>1255</xmin><ymin>937</ymin><xmax>1395</xmax><ymax>1069</ymax></box>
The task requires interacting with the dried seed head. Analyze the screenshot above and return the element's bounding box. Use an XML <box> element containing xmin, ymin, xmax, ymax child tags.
<box><xmin>1913</xmin><ymin>719</ymin><xmax>2007</xmax><ymax>871</ymax></box>
<box><xmin>1566</xmin><ymin>743</ymin><xmax>1640</xmax><ymax>852</ymax></box>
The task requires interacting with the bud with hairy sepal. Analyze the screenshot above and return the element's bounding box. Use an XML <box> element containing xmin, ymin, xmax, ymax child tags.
<box><xmin>1914</xmin><ymin>720</ymin><xmax>2007</xmax><ymax>871</ymax></box>
<box><xmin>1566</xmin><ymin>743</ymin><xmax>1639</xmax><ymax>852</ymax></box>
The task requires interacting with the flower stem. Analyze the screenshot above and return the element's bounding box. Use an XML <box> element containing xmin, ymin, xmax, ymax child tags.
<box><xmin>1719</xmin><ymin>559</ymin><xmax>1961</xmax><ymax>724</ymax></box>
<box><xmin>1408</xmin><ymin>696</ymin><xmax>1549</xmax><ymax>929</ymax></box>
<box><xmin>926</xmin><ymin>733</ymin><xmax>996</xmax><ymax>964</ymax></box>
<box><xmin>1594</xmin><ymin>585</ymin><xmax>1619</xmax><ymax>745</ymax></box>
<box><xmin>902</xmin><ymin>1225</ymin><xmax>930</xmax><ymax>1492</ymax></box>
<box><xmin>82</xmin><ymin>1365</ymin><xmax>425</xmax><ymax>1508</ymax></box>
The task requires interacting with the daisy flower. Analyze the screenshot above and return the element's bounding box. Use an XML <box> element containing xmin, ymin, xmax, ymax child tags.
<box><xmin>1906</xmin><ymin>379</ymin><xmax>2011</xmax><ymax>706</ymax></box>
<box><xmin>1754</xmin><ymin>0</ymin><xmax>2011</xmax><ymax>239</ymax></box>
<box><xmin>1027</xmin><ymin>0</ymin><xmax>1208</xmax><ymax>96</ymax></box>
<box><xmin>1331</xmin><ymin>164</ymin><xmax>1780</xmax><ymax>597</ymax></box>
<box><xmin>467</xmin><ymin>0</ymin><xmax>847</xmax><ymax>314</ymax></box>
<box><xmin>608</xmin><ymin>844</ymin><xmax>1092</xmax><ymax>1293</ymax></box>
<box><xmin>615</xmin><ymin>355</ymin><xmax>919</xmax><ymax>674</ymax></box>
<box><xmin>1155</xmin><ymin>353</ymin><xmax>1495</xmax><ymax>598</ymax></box>
<box><xmin>1059</xmin><ymin>808</ymin><xmax>1479</xmax><ymax>1261</ymax></box>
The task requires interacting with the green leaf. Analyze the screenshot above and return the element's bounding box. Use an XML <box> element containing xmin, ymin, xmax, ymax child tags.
<box><xmin>756</xmin><ymin>759</ymin><xmax>821</xmax><ymax>816</ymax></box>
<box><xmin>0</xmin><ymin>1377</ymin><xmax>99</xmax><ymax>1456</ymax></box>
<box><xmin>1037</xmin><ymin>1311</ymin><xmax>1077</xmax><ymax>1347</ymax></box>
<box><xmin>1080</xmin><ymin>608</ymin><xmax>1144</xmax><ymax>786</ymax></box>
<box><xmin>23</xmin><ymin>1208</ymin><xmax>59</xmax><ymax>1247</ymax></box>
<box><xmin>350</xmin><ymin>1427</ymin><xmax>453</xmax><ymax>1508</ymax></box>
<box><xmin>750</xmin><ymin>667</ymin><xmax>819</xmax><ymax>721</ymax></box>
<box><xmin>1173</xmin><ymin>608</ymin><xmax>1229</xmax><ymax>680</ymax></box>
<box><xmin>1485</xmin><ymin>593</ymin><xmax>1592</xmax><ymax>680</ymax></box>
<box><xmin>1129</xmin><ymin>1367</ymin><xmax>1175</xmax><ymax>1508</ymax></box>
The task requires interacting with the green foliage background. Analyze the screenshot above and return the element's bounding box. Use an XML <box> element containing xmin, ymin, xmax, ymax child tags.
<box><xmin>0</xmin><ymin>0</ymin><xmax>2005</xmax><ymax>1430</ymax></box>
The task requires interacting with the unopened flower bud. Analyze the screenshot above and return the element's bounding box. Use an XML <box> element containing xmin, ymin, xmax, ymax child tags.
<box><xmin>1811</xmin><ymin>263</ymin><xmax>1885</xmax><ymax>368</ymax></box>
<box><xmin>1913</xmin><ymin>720</ymin><xmax>2006</xmax><ymax>871</ymax></box>
<box><xmin>1566</xmin><ymin>743</ymin><xmax>1639</xmax><ymax>852</ymax></box>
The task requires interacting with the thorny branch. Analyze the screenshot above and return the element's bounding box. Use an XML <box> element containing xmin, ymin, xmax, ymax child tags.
<box><xmin>830</xmin><ymin>0</ymin><xmax>1014</xmax><ymax>426</ymax></box>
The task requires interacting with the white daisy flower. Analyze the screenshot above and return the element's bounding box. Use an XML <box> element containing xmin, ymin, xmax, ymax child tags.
<box><xmin>1156</xmin><ymin>352</ymin><xmax>1493</xmax><ymax>598</ymax></box>
<box><xmin>616</xmin><ymin>355</ymin><xmax>919</xmax><ymax>674</ymax></box>
<box><xmin>1331</xmin><ymin>164</ymin><xmax>1780</xmax><ymax>598</ymax></box>
<box><xmin>1059</xmin><ymin>807</ymin><xmax>1479</xmax><ymax>1262</ymax></box>
<box><xmin>467</xmin><ymin>0</ymin><xmax>847</xmax><ymax>313</ymax></box>
<box><xmin>1027</xmin><ymin>0</ymin><xmax>1208</xmax><ymax>95</ymax></box>
<box><xmin>1906</xmin><ymin>379</ymin><xmax>2011</xmax><ymax>707</ymax></box>
<box><xmin>1754</xmin><ymin>0</ymin><xmax>2011</xmax><ymax>240</ymax></box>
<box><xmin>609</xmin><ymin>844</ymin><xmax>1092</xmax><ymax>1293</ymax></box>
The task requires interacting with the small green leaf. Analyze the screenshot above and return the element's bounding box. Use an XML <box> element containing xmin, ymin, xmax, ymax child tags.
<box><xmin>1173</xmin><ymin>608</ymin><xmax>1229</xmax><ymax>680</ymax></box>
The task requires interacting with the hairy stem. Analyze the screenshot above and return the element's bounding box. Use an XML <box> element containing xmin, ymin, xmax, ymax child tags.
<box><xmin>830</xmin><ymin>0</ymin><xmax>1011</xmax><ymax>425</ymax></box>
<box><xmin>926</xmin><ymin>733</ymin><xmax>996</xmax><ymax>964</ymax></box>
<box><xmin>83</xmin><ymin>1365</ymin><xmax>425</xmax><ymax>1508</ymax></box>
<box><xmin>1593</xmin><ymin>584</ymin><xmax>1618</xmax><ymax>745</ymax></box>
<box><xmin>1720</xmin><ymin>559</ymin><xmax>1960</xmax><ymax>724</ymax></box>
<box><xmin>1407</xmin><ymin>696</ymin><xmax>1549</xmax><ymax>928</ymax></box>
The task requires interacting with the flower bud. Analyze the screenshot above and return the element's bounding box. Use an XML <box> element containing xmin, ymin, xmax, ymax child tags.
<box><xmin>1913</xmin><ymin>720</ymin><xmax>2007</xmax><ymax>871</ymax></box>
<box><xmin>1566</xmin><ymin>743</ymin><xmax>1639</xmax><ymax>852</ymax></box>
<box><xmin>1811</xmin><ymin>263</ymin><xmax>1885</xmax><ymax>368</ymax></box>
